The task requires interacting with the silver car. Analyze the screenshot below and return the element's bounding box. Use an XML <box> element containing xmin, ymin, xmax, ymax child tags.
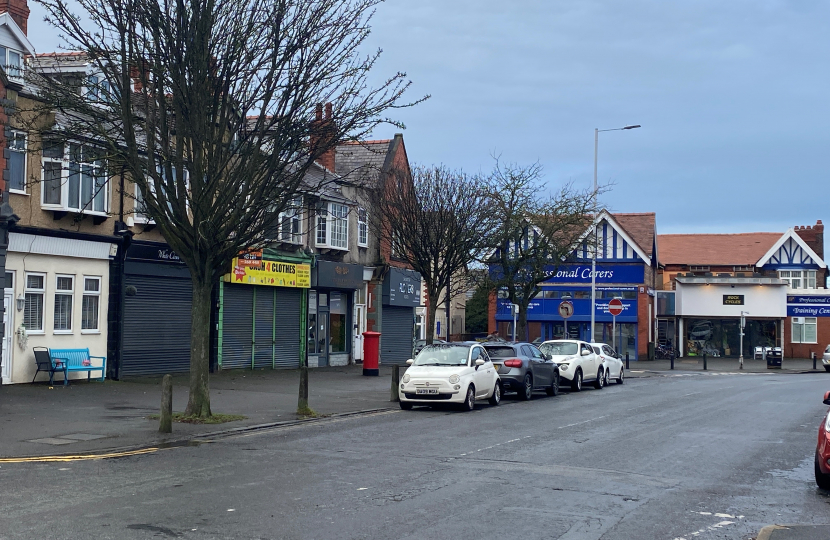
<box><xmin>823</xmin><ymin>344</ymin><xmax>830</xmax><ymax>372</ymax></box>
<box><xmin>482</xmin><ymin>342</ymin><xmax>560</xmax><ymax>400</ymax></box>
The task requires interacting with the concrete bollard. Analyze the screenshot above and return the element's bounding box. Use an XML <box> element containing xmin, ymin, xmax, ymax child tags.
<box><xmin>625</xmin><ymin>352</ymin><xmax>629</xmax><ymax>370</ymax></box>
<box><xmin>703</xmin><ymin>353</ymin><xmax>707</xmax><ymax>371</ymax></box>
<box><xmin>159</xmin><ymin>374</ymin><xmax>173</xmax><ymax>433</ymax></box>
<box><xmin>391</xmin><ymin>364</ymin><xmax>400</xmax><ymax>402</ymax></box>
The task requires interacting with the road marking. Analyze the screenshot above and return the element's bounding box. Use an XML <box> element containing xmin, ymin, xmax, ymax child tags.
<box><xmin>0</xmin><ymin>447</ymin><xmax>161</xmax><ymax>463</ymax></box>
<box><xmin>683</xmin><ymin>392</ymin><xmax>701</xmax><ymax>397</ymax></box>
<box><xmin>558</xmin><ymin>416</ymin><xmax>607</xmax><ymax>429</ymax></box>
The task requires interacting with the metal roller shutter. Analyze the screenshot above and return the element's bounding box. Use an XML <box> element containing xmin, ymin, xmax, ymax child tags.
<box><xmin>121</xmin><ymin>275</ymin><xmax>192</xmax><ymax>376</ymax></box>
<box><xmin>274</xmin><ymin>288</ymin><xmax>301</xmax><ymax>368</ymax></box>
<box><xmin>381</xmin><ymin>306</ymin><xmax>414</xmax><ymax>365</ymax></box>
<box><xmin>253</xmin><ymin>287</ymin><xmax>275</xmax><ymax>369</ymax></box>
<box><xmin>222</xmin><ymin>284</ymin><xmax>253</xmax><ymax>369</ymax></box>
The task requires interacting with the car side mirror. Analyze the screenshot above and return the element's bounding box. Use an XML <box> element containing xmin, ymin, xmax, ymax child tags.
<box><xmin>823</xmin><ymin>390</ymin><xmax>830</xmax><ymax>406</ymax></box>
<box><xmin>475</xmin><ymin>359</ymin><xmax>485</xmax><ymax>366</ymax></box>
<box><xmin>581</xmin><ymin>350</ymin><xmax>591</xmax><ymax>356</ymax></box>
<box><xmin>406</xmin><ymin>359</ymin><xmax>414</xmax><ymax>365</ymax></box>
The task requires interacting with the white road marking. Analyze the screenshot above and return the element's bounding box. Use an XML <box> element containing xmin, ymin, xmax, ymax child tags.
<box><xmin>357</xmin><ymin>487</ymin><xmax>368</xmax><ymax>491</ymax></box>
<box><xmin>714</xmin><ymin>513</ymin><xmax>735</xmax><ymax>518</ymax></box>
<box><xmin>683</xmin><ymin>392</ymin><xmax>701</xmax><ymax>397</ymax></box>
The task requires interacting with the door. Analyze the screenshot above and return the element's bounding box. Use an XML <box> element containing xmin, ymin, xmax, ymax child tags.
<box><xmin>581</xmin><ymin>342</ymin><xmax>598</xmax><ymax>380</ymax></box>
<box><xmin>528</xmin><ymin>344</ymin><xmax>551</xmax><ymax>386</ymax></box>
<box><xmin>472</xmin><ymin>346</ymin><xmax>492</xmax><ymax>398</ymax></box>
<box><xmin>2</xmin><ymin>293</ymin><xmax>11</xmax><ymax>384</ymax></box>
<box><xmin>317</xmin><ymin>309</ymin><xmax>329</xmax><ymax>367</ymax></box>
<box><xmin>353</xmin><ymin>304</ymin><xmax>365</xmax><ymax>362</ymax></box>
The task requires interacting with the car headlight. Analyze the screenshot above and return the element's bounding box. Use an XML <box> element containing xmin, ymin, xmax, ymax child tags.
<box><xmin>449</xmin><ymin>374</ymin><xmax>460</xmax><ymax>384</ymax></box>
<box><xmin>825</xmin><ymin>411</ymin><xmax>830</xmax><ymax>432</ymax></box>
<box><xmin>559</xmin><ymin>364</ymin><xmax>568</xmax><ymax>371</ymax></box>
<box><xmin>402</xmin><ymin>374</ymin><xmax>410</xmax><ymax>383</ymax></box>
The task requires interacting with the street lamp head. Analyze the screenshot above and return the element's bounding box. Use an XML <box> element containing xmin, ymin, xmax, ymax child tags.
<box><xmin>622</xmin><ymin>125</ymin><xmax>641</xmax><ymax>130</ymax></box>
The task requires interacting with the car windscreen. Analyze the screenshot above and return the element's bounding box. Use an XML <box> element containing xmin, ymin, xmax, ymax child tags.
<box><xmin>483</xmin><ymin>346</ymin><xmax>516</xmax><ymax>358</ymax></box>
<box><xmin>413</xmin><ymin>345</ymin><xmax>471</xmax><ymax>366</ymax></box>
<box><xmin>539</xmin><ymin>342</ymin><xmax>578</xmax><ymax>356</ymax></box>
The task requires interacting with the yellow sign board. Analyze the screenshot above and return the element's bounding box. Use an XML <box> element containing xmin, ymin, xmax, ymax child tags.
<box><xmin>225</xmin><ymin>258</ymin><xmax>310</xmax><ymax>288</ymax></box>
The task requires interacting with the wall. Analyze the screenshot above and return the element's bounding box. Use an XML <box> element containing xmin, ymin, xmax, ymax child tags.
<box><xmin>677</xmin><ymin>283</ymin><xmax>786</xmax><ymax>318</ymax></box>
<box><xmin>6</xmin><ymin>252</ymin><xmax>110</xmax><ymax>383</ymax></box>
<box><xmin>784</xmin><ymin>317</ymin><xmax>830</xmax><ymax>359</ymax></box>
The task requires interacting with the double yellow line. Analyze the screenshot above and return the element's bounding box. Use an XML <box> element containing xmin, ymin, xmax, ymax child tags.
<box><xmin>0</xmin><ymin>447</ymin><xmax>161</xmax><ymax>463</ymax></box>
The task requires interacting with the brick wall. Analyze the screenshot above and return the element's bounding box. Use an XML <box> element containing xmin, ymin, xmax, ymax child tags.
<box><xmin>784</xmin><ymin>316</ymin><xmax>830</xmax><ymax>359</ymax></box>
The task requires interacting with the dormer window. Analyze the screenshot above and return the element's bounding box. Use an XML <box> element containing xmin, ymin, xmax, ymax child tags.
<box><xmin>0</xmin><ymin>46</ymin><xmax>22</xmax><ymax>79</ymax></box>
<box><xmin>86</xmin><ymin>75</ymin><xmax>112</xmax><ymax>102</ymax></box>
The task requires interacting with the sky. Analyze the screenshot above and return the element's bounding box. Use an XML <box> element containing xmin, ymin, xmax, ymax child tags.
<box><xmin>26</xmin><ymin>0</ymin><xmax>830</xmax><ymax>235</ymax></box>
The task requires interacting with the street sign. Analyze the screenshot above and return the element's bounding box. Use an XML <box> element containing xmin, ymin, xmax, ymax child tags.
<box><xmin>558</xmin><ymin>301</ymin><xmax>574</xmax><ymax>319</ymax></box>
<box><xmin>608</xmin><ymin>298</ymin><xmax>624</xmax><ymax>316</ymax></box>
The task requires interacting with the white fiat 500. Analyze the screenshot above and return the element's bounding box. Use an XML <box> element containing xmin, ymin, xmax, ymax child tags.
<box><xmin>539</xmin><ymin>339</ymin><xmax>603</xmax><ymax>392</ymax></box>
<box><xmin>399</xmin><ymin>342</ymin><xmax>501</xmax><ymax>411</ymax></box>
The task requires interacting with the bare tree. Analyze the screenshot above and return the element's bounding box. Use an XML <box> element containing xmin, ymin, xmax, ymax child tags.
<box><xmin>373</xmin><ymin>165</ymin><xmax>492</xmax><ymax>346</ymax></box>
<box><xmin>486</xmin><ymin>160</ymin><xmax>600</xmax><ymax>341</ymax></box>
<box><xmin>26</xmin><ymin>0</ymin><xmax>423</xmax><ymax>417</ymax></box>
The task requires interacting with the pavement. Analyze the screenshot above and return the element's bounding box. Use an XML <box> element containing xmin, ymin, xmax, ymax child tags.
<box><xmin>0</xmin><ymin>356</ymin><xmax>827</xmax><ymax>459</ymax></box>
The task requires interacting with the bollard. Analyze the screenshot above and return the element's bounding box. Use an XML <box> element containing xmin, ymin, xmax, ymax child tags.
<box><xmin>391</xmin><ymin>364</ymin><xmax>400</xmax><ymax>402</ymax></box>
<box><xmin>670</xmin><ymin>351</ymin><xmax>674</xmax><ymax>370</ymax></box>
<box><xmin>625</xmin><ymin>352</ymin><xmax>629</xmax><ymax>370</ymax></box>
<box><xmin>703</xmin><ymin>353</ymin><xmax>707</xmax><ymax>371</ymax></box>
<box><xmin>813</xmin><ymin>351</ymin><xmax>817</xmax><ymax>370</ymax></box>
<box><xmin>159</xmin><ymin>374</ymin><xmax>172</xmax><ymax>434</ymax></box>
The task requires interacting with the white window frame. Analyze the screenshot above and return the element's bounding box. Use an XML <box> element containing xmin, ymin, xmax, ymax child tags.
<box><xmin>315</xmin><ymin>201</ymin><xmax>349</xmax><ymax>250</ymax></box>
<box><xmin>792</xmin><ymin>316</ymin><xmax>817</xmax><ymax>344</ymax></box>
<box><xmin>41</xmin><ymin>141</ymin><xmax>110</xmax><ymax>215</ymax></box>
<box><xmin>135</xmin><ymin>164</ymin><xmax>189</xmax><ymax>223</ymax></box>
<box><xmin>4</xmin><ymin>270</ymin><xmax>14</xmax><ymax>291</ymax></box>
<box><xmin>23</xmin><ymin>272</ymin><xmax>46</xmax><ymax>334</ymax></box>
<box><xmin>8</xmin><ymin>130</ymin><xmax>26</xmax><ymax>193</ymax></box>
<box><xmin>81</xmin><ymin>276</ymin><xmax>102</xmax><ymax>333</ymax></box>
<box><xmin>53</xmin><ymin>274</ymin><xmax>75</xmax><ymax>334</ymax></box>
<box><xmin>779</xmin><ymin>269</ymin><xmax>815</xmax><ymax>290</ymax></box>
<box><xmin>0</xmin><ymin>45</ymin><xmax>23</xmax><ymax>81</ymax></box>
<box><xmin>278</xmin><ymin>196</ymin><xmax>303</xmax><ymax>244</ymax></box>
<box><xmin>357</xmin><ymin>207</ymin><xmax>368</xmax><ymax>247</ymax></box>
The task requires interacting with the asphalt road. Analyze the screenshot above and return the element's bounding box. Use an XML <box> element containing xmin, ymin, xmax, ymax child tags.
<box><xmin>2</xmin><ymin>372</ymin><xmax>830</xmax><ymax>540</ymax></box>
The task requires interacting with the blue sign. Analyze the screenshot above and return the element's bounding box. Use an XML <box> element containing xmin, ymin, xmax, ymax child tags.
<box><xmin>787</xmin><ymin>295</ymin><xmax>830</xmax><ymax>305</ymax></box>
<box><xmin>787</xmin><ymin>305</ymin><xmax>830</xmax><ymax>317</ymax></box>
<box><xmin>490</xmin><ymin>264</ymin><xmax>644</xmax><ymax>285</ymax></box>
<box><xmin>496</xmin><ymin>297</ymin><xmax>637</xmax><ymax>322</ymax></box>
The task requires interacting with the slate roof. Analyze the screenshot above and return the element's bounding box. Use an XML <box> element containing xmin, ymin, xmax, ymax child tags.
<box><xmin>334</xmin><ymin>140</ymin><xmax>393</xmax><ymax>182</ymax></box>
<box><xmin>611</xmin><ymin>212</ymin><xmax>656</xmax><ymax>258</ymax></box>
<box><xmin>657</xmin><ymin>232</ymin><xmax>781</xmax><ymax>267</ymax></box>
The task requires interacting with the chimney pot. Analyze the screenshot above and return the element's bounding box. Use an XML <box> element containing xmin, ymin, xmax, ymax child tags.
<box><xmin>325</xmin><ymin>102</ymin><xmax>332</xmax><ymax>120</ymax></box>
<box><xmin>315</xmin><ymin>103</ymin><xmax>323</xmax><ymax>122</ymax></box>
<box><xmin>0</xmin><ymin>0</ymin><xmax>29</xmax><ymax>35</ymax></box>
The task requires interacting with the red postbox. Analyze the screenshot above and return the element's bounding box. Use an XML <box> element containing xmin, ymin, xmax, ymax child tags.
<box><xmin>362</xmin><ymin>331</ymin><xmax>381</xmax><ymax>376</ymax></box>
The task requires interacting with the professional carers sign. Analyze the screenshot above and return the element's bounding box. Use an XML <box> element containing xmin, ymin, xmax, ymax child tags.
<box><xmin>489</xmin><ymin>263</ymin><xmax>644</xmax><ymax>285</ymax></box>
<box><xmin>787</xmin><ymin>295</ymin><xmax>830</xmax><ymax>317</ymax></box>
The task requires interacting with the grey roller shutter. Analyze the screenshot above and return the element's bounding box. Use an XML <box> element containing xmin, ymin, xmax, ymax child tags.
<box><xmin>274</xmin><ymin>288</ymin><xmax>301</xmax><ymax>368</ymax></box>
<box><xmin>253</xmin><ymin>287</ymin><xmax>274</xmax><ymax>369</ymax></box>
<box><xmin>222</xmin><ymin>284</ymin><xmax>253</xmax><ymax>369</ymax></box>
<box><xmin>121</xmin><ymin>275</ymin><xmax>192</xmax><ymax>376</ymax></box>
<box><xmin>381</xmin><ymin>306</ymin><xmax>414</xmax><ymax>365</ymax></box>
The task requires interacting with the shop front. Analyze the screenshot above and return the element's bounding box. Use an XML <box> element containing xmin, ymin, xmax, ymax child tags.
<box><xmin>381</xmin><ymin>267</ymin><xmax>421</xmax><ymax>365</ymax></box>
<box><xmin>220</xmin><ymin>250</ymin><xmax>310</xmax><ymax>370</ymax></box>
<box><xmin>309</xmin><ymin>260</ymin><xmax>365</xmax><ymax>367</ymax></box>
<box><xmin>785</xmin><ymin>293</ymin><xmax>830</xmax><ymax>358</ymax></box>
<box><xmin>675</xmin><ymin>277</ymin><xmax>786</xmax><ymax>358</ymax></box>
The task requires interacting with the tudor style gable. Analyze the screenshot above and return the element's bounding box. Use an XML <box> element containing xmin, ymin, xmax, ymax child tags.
<box><xmin>757</xmin><ymin>228</ymin><xmax>826</xmax><ymax>271</ymax></box>
<box><xmin>573</xmin><ymin>211</ymin><xmax>655</xmax><ymax>265</ymax></box>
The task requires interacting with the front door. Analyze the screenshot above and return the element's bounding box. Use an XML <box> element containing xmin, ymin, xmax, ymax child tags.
<box><xmin>317</xmin><ymin>309</ymin><xmax>329</xmax><ymax>367</ymax></box>
<box><xmin>353</xmin><ymin>304</ymin><xmax>365</xmax><ymax>361</ymax></box>
<box><xmin>2</xmin><ymin>293</ymin><xmax>12</xmax><ymax>384</ymax></box>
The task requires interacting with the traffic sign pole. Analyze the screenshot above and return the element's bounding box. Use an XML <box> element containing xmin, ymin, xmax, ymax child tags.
<box><xmin>613</xmin><ymin>314</ymin><xmax>616</xmax><ymax>350</ymax></box>
<box><xmin>607</xmin><ymin>299</ymin><xmax>624</xmax><ymax>351</ymax></box>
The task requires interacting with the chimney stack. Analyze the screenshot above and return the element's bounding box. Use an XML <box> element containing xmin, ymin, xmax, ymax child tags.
<box><xmin>795</xmin><ymin>220</ymin><xmax>824</xmax><ymax>260</ymax></box>
<box><xmin>0</xmin><ymin>0</ymin><xmax>30</xmax><ymax>35</ymax></box>
<box><xmin>310</xmin><ymin>102</ymin><xmax>336</xmax><ymax>173</ymax></box>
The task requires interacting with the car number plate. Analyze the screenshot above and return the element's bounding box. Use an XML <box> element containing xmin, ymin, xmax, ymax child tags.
<box><xmin>416</xmin><ymin>388</ymin><xmax>439</xmax><ymax>394</ymax></box>
<box><xmin>493</xmin><ymin>364</ymin><xmax>501</xmax><ymax>371</ymax></box>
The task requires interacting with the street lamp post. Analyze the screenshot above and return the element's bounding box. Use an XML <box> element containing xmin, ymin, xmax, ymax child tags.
<box><xmin>739</xmin><ymin>310</ymin><xmax>749</xmax><ymax>370</ymax></box>
<box><xmin>591</xmin><ymin>125</ymin><xmax>640</xmax><ymax>343</ymax></box>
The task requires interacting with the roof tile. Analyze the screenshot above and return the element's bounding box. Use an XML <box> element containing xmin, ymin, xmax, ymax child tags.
<box><xmin>657</xmin><ymin>232</ymin><xmax>781</xmax><ymax>266</ymax></box>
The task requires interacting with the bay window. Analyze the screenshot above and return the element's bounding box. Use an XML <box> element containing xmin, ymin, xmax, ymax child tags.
<box><xmin>315</xmin><ymin>201</ymin><xmax>349</xmax><ymax>250</ymax></box>
<box><xmin>41</xmin><ymin>140</ymin><xmax>109</xmax><ymax>213</ymax></box>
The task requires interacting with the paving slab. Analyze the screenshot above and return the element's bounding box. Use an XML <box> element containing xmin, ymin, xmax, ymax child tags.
<box><xmin>26</xmin><ymin>438</ymin><xmax>75</xmax><ymax>445</ymax></box>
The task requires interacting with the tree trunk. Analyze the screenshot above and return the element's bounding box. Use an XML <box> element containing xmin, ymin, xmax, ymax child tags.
<box><xmin>426</xmin><ymin>291</ymin><xmax>440</xmax><ymax>345</ymax></box>
<box><xmin>184</xmin><ymin>275</ymin><xmax>213</xmax><ymax>418</ymax></box>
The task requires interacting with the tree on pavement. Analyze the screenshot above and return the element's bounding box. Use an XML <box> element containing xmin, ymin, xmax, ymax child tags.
<box><xmin>28</xmin><ymin>0</ymin><xmax>421</xmax><ymax>417</ymax></box>
<box><xmin>486</xmin><ymin>160</ymin><xmax>599</xmax><ymax>341</ymax></box>
<box><xmin>373</xmin><ymin>165</ymin><xmax>492</xmax><ymax>345</ymax></box>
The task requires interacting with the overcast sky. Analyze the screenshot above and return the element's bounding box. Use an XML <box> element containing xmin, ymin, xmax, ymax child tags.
<box><xmin>28</xmin><ymin>0</ymin><xmax>829</xmax><ymax>235</ymax></box>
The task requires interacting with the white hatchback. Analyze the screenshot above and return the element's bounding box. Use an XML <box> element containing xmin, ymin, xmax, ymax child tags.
<box><xmin>539</xmin><ymin>339</ymin><xmax>603</xmax><ymax>391</ymax></box>
<box><xmin>399</xmin><ymin>343</ymin><xmax>501</xmax><ymax>411</ymax></box>
<box><xmin>590</xmin><ymin>342</ymin><xmax>625</xmax><ymax>386</ymax></box>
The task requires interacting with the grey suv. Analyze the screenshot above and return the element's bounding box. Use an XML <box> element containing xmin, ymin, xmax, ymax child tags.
<box><xmin>482</xmin><ymin>342</ymin><xmax>560</xmax><ymax>400</ymax></box>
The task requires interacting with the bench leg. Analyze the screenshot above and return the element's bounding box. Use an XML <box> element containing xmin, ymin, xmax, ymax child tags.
<box><xmin>32</xmin><ymin>367</ymin><xmax>40</xmax><ymax>384</ymax></box>
<box><xmin>63</xmin><ymin>368</ymin><xmax>68</xmax><ymax>386</ymax></box>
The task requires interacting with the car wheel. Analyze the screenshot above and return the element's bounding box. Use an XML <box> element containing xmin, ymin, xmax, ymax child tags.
<box><xmin>816</xmin><ymin>452</ymin><xmax>830</xmax><ymax>490</ymax></box>
<box><xmin>616</xmin><ymin>367</ymin><xmax>625</xmax><ymax>384</ymax></box>
<box><xmin>604</xmin><ymin>369</ymin><xmax>610</xmax><ymax>387</ymax></box>
<box><xmin>594</xmin><ymin>367</ymin><xmax>604</xmax><ymax>389</ymax></box>
<box><xmin>461</xmin><ymin>385</ymin><xmax>476</xmax><ymax>412</ymax></box>
<box><xmin>825</xmin><ymin>366</ymin><xmax>830</xmax><ymax>372</ymax></box>
<box><xmin>519</xmin><ymin>373</ymin><xmax>533</xmax><ymax>401</ymax></box>
<box><xmin>546</xmin><ymin>373</ymin><xmax>559</xmax><ymax>397</ymax></box>
<box><xmin>488</xmin><ymin>382</ymin><xmax>502</xmax><ymax>406</ymax></box>
<box><xmin>571</xmin><ymin>369</ymin><xmax>582</xmax><ymax>392</ymax></box>
<box><xmin>399</xmin><ymin>401</ymin><xmax>413</xmax><ymax>410</ymax></box>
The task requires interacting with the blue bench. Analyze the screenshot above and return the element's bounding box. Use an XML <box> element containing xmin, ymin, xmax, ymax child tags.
<box><xmin>32</xmin><ymin>347</ymin><xmax>106</xmax><ymax>386</ymax></box>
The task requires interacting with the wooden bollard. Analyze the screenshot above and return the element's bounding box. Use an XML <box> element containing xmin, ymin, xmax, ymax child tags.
<box><xmin>391</xmin><ymin>364</ymin><xmax>400</xmax><ymax>402</ymax></box>
<box><xmin>159</xmin><ymin>374</ymin><xmax>173</xmax><ymax>433</ymax></box>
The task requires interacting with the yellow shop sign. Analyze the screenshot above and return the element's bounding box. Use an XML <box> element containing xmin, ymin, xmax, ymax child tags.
<box><xmin>225</xmin><ymin>258</ymin><xmax>310</xmax><ymax>288</ymax></box>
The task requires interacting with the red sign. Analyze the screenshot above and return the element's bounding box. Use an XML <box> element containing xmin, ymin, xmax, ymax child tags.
<box><xmin>608</xmin><ymin>299</ymin><xmax>624</xmax><ymax>316</ymax></box>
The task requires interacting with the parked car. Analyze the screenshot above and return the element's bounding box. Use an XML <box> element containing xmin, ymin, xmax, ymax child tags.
<box><xmin>539</xmin><ymin>339</ymin><xmax>603</xmax><ymax>392</ymax></box>
<box><xmin>399</xmin><ymin>342</ymin><xmax>501</xmax><ymax>411</ymax></box>
<box><xmin>590</xmin><ymin>342</ymin><xmax>624</xmax><ymax>385</ymax></box>
<box><xmin>482</xmin><ymin>342</ymin><xmax>560</xmax><ymax>400</ymax></box>
<box><xmin>815</xmin><ymin>390</ymin><xmax>830</xmax><ymax>490</ymax></box>
<box><xmin>413</xmin><ymin>338</ymin><xmax>446</xmax><ymax>357</ymax></box>
<box><xmin>822</xmin><ymin>345</ymin><xmax>830</xmax><ymax>372</ymax></box>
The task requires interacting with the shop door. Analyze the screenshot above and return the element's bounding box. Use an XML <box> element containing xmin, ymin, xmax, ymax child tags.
<box><xmin>2</xmin><ymin>293</ymin><xmax>11</xmax><ymax>383</ymax></box>
<box><xmin>317</xmin><ymin>309</ymin><xmax>329</xmax><ymax>367</ymax></box>
<box><xmin>353</xmin><ymin>304</ymin><xmax>365</xmax><ymax>361</ymax></box>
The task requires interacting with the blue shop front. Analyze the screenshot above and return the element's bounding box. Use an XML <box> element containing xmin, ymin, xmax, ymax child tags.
<box><xmin>495</xmin><ymin>263</ymin><xmax>645</xmax><ymax>359</ymax></box>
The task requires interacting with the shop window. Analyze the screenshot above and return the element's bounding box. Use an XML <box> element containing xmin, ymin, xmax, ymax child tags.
<box><xmin>329</xmin><ymin>292</ymin><xmax>347</xmax><ymax>353</ymax></box>
<box><xmin>24</xmin><ymin>273</ymin><xmax>45</xmax><ymax>333</ymax></box>
<box><xmin>307</xmin><ymin>291</ymin><xmax>318</xmax><ymax>355</ymax></box>
<box><xmin>54</xmin><ymin>275</ymin><xmax>74</xmax><ymax>333</ymax></box>
<box><xmin>792</xmin><ymin>317</ymin><xmax>817</xmax><ymax>344</ymax></box>
<box><xmin>82</xmin><ymin>277</ymin><xmax>101</xmax><ymax>332</ymax></box>
<box><xmin>8</xmin><ymin>131</ymin><xmax>26</xmax><ymax>192</ymax></box>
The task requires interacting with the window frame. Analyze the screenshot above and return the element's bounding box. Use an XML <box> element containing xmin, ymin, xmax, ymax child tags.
<box><xmin>0</xmin><ymin>46</ymin><xmax>23</xmax><ymax>80</ymax></box>
<box><xmin>41</xmin><ymin>140</ymin><xmax>110</xmax><ymax>215</ymax></box>
<box><xmin>81</xmin><ymin>276</ymin><xmax>102</xmax><ymax>333</ymax></box>
<box><xmin>8</xmin><ymin>130</ymin><xmax>26</xmax><ymax>193</ymax></box>
<box><xmin>357</xmin><ymin>207</ymin><xmax>368</xmax><ymax>247</ymax></box>
<box><xmin>792</xmin><ymin>316</ymin><xmax>818</xmax><ymax>344</ymax></box>
<box><xmin>53</xmin><ymin>274</ymin><xmax>75</xmax><ymax>334</ymax></box>
<box><xmin>278</xmin><ymin>196</ymin><xmax>303</xmax><ymax>244</ymax></box>
<box><xmin>315</xmin><ymin>201</ymin><xmax>349</xmax><ymax>251</ymax></box>
<box><xmin>23</xmin><ymin>272</ymin><xmax>46</xmax><ymax>334</ymax></box>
